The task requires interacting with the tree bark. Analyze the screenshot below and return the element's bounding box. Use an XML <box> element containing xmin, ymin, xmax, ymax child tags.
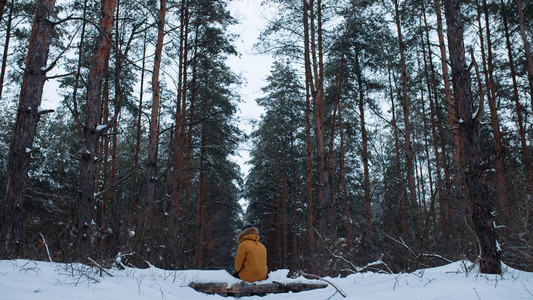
<box><xmin>515</xmin><ymin>0</ymin><xmax>533</xmax><ymax>109</ymax></box>
<box><xmin>170</xmin><ymin>0</ymin><xmax>190</xmax><ymax>226</ymax></box>
<box><xmin>0</xmin><ymin>0</ymin><xmax>56</xmax><ymax>258</ymax></box>
<box><xmin>355</xmin><ymin>49</ymin><xmax>371</xmax><ymax>236</ymax></box>
<box><xmin>0</xmin><ymin>0</ymin><xmax>13</xmax><ymax>101</ymax></box>
<box><xmin>477</xmin><ymin>0</ymin><xmax>509</xmax><ymax>213</ymax></box>
<box><xmin>500</xmin><ymin>0</ymin><xmax>533</xmax><ymax>203</ymax></box>
<box><xmin>421</xmin><ymin>2</ymin><xmax>445</xmax><ymax>249</ymax></box>
<box><xmin>76</xmin><ymin>0</ymin><xmax>117</xmax><ymax>261</ymax></box>
<box><xmin>129</xmin><ymin>31</ymin><xmax>147</xmax><ymax>235</ymax></box>
<box><xmin>393</xmin><ymin>0</ymin><xmax>417</xmax><ymax>238</ymax></box>
<box><xmin>144</xmin><ymin>0</ymin><xmax>166</xmax><ymax>244</ymax></box>
<box><xmin>388</xmin><ymin>66</ymin><xmax>408</xmax><ymax>241</ymax></box>
<box><xmin>434</xmin><ymin>0</ymin><xmax>462</xmax><ymax>245</ymax></box>
<box><xmin>308</xmin><ymin>0</ymin><xmax>333</xmax><ymax>240</ymax></box>
<box><xmin>302</xmin><ymin>0</ymin><xmax>315</xmax><ymax>253</ymax></box>
<box><xmin>196</xmin><ymin>114</ymin><xmax>207</xmax><ymax>268</ymax></box>
<box><xmin>443</xmin><ymin>0</ymin><xmax>501</xmax><ymax>274</ymax></box>
<box><xmin>338</xmin><ymin>101</ymin><xmax>351</xmax><ymax>250</ymax></box>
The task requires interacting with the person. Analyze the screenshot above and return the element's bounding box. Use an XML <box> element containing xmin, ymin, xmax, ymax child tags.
<box><xmin>233</xmin><ymin>227</ymin><xmax>268</xmax><ymax>282</ymax></box>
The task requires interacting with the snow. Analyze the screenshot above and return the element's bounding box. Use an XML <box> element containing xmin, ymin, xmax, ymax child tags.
<box><xmin>1</xmin><ymin>260</ymin><xmax>531</xmax><ymax>299</ymax></box>
<box><xmin>96</xmin><ymin>124</ymin><xmax>107</xmax><ymax>131</ymax></box>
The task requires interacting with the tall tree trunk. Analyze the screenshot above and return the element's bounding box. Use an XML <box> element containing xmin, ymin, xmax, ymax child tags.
<box><xmin>185</xmin><ymin>23</ymin><xmax>199</xmax><ymax>213</ymax></box>
<box><xmin>281</xmin><ymin>154</ymin><xmax>288</xmax><ymax>267</ymax></box>
<box><xmin>144</xmin><ymin>0</ymin><xmax>166</xmax><ymax>244</ymax></box>
<box><xmin>0</xmin><ymin>0</ymin><xmax>56</xmax><ymax>258</ymax></box>
<box><xmin>443</xmin><ymin>0</ymin><xmax>501</xmax><ymax>274</ymax></box>
<box><xmin>68</xmin><ymin>0</ymin><xmax>88</xmax><ymax>136</ymax></box>
<box><xmin>100</xmin><ymin>61</ymin><xmax>111</xmax><ymax>233</ymax></box>
<box><xmin>110</xmin><ymin>0</ymin><xmax>121</xmax><ymax>239</ymax></box>
<box><xmin>477</xmin><ymin>0</ymin><xmax>509</xmax><ymax>213</ymax></box>
<box><xmin>393</xmin><ymin>0</ymin><xmax>418</xmax><ymax>249</ymax></box>
<box><xmin>421</xmin><ymin>2</ymin><xmax>445</xmax><ymax>249</ymax></box>
<box><xmin>393</xmin><ymin>0</ymin><xmax>417</xmax><ymax>237</ymax></box>
<box><xmin>129</xmin><ymin>31</ymin><xmax>147</xmax><ymax>236</ymax></box>
<box><xmin>0</xmin><ymin>0</ymin><xmax>14</xmax><ymax>101</ymax></box>
<box><xmin>302</xmin><ymin>0</ymin><xmax>315</xmax><ymax>253</ymax></box>
<box><xmin>434</xmin><ymin>0</ymin><xmax>462</xmax><ymax>246</ymax></box>
<box><xmin>76</xmin><ymin>0</ymin><xmax>117</xmax><ymax>261</ymax></box>
<box><xmin>327</xmin><ymin>57</ymin><xmax>343</xmax><ymax>224</ymax></box>
<box><xmin>500</xmin><ymin>0</ymin><xmax>533</xmax><ymax>203</ymax></box>
<box><xmin>290</xmin><ymin>116</ymin><xmax>299</xmax><ymax>270</ymax></box>
<box><xmin>389</xmin><ymin>67</ymin><xmax>409</xmax><ymax>242</ymax></box>
<box><xmin>338</xmin><ymin>101</ymin><xmax>351</xmax><ymax>250</ymax></box>
<box><xmin>390</xmin><ymin>66</ymin><xmax>408</xmax><ymax>269</ymax></box>
<box><xmin>170</xmin><ymin>0</ymin><xmax>190</xmax><ymax>226</ymax></box>
<box><xmin>355</xmin><ymin>49</ymin><xmax>372</xmax><ymax>236</ymax></box>
<box><xmin>308</xmin><ymin>0</ymin><xmax>332</xmax><ymax>240</ymax></box>
<box><xmin>54</xmin><ymin>140</ymin><xmax>65</xmax><ymax>219</ymax></box>
<box><xmin>178</xmin><ymin>0</ymin><xmax>190</xmax><ymax>208</ymax></box>
<box><xmin>196</xmin><ymin>119</ymin><xmax>207</xmax><ymax>269</ymax></box>
<box><xmin>515</xmin><ymin>0</ymin><xmax>533</xmax><ymax>109</ymax></box>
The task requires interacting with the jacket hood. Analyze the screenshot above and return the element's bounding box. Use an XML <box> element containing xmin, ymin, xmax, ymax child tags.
<box><xmin>237</xmin><ymin>227</ymin><xmax>259</xmax><ymax>242</ymax></box>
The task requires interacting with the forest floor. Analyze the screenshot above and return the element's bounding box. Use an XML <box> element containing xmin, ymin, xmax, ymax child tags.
<box><xmin>1</xmin><ymin>259</ymin><xmax>532</xmax><ymax>299</ymax></box>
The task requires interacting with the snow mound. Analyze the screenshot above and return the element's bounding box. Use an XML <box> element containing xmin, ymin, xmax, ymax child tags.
<box><xmin>1</xmin><ymin>259</ymin><xmax>532</xmax><ymax>299</ymax></box>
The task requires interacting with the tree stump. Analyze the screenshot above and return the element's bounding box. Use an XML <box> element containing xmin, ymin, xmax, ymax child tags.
<box><xmin>189</xmin><ymin>281</ymin><xmax>328</xmax><ymax>297</ymax></box>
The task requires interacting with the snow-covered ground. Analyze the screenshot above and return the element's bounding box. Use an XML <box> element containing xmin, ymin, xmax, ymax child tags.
<box><xmin>1</xmin><ymin>259</ymin><xmax>531</xmax><ymax>299</ymax></box>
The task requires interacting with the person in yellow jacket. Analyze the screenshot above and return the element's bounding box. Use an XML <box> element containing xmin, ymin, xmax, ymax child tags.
<box><xmin>234</xmin><ymin>227</ymin><xmax>268</xmax><ymax>282</ymax></box>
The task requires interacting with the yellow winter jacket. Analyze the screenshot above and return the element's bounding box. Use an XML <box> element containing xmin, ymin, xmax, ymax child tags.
<box><xmin>234</xmin><ymin>228</ymin><xmax>268</xmax><ymax>282</ymax></box>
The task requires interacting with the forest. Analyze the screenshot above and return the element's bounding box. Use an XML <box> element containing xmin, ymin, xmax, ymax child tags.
<box><xmin>0</xmin><ymin>0</ymin><xmax>532</xmax><ymax>278</ymax></box>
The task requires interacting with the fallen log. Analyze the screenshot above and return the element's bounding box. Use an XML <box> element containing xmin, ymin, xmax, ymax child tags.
<box><xmin>189</xmin><ymin>281</ymin><xmax>328</xmax><ymax>297</ymax></box>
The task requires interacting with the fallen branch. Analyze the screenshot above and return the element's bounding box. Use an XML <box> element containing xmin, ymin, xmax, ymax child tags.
<box><xmin>301</xmin><ymin>273</ymin><xmax>347</xmax><ymax>298</ymax></box>
<box><xmin>312</xmin><ymin>227</ymin><xmax>357</xmax><ymax>271</ymax></box>
<box><xmin>87</xmin><ymin>257</ymin><xmax>113</xmax><ymax>277</ymax></box>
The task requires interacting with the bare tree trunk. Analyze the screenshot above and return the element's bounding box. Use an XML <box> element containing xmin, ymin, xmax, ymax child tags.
<box><xmin>389</xmin><ymin>66</ymin><xmax>408</xmax><ymax>240</ymax></box>
<box><xmin>443</xmin><ymin>0</ymin><xmax>501</xmax><ymax>274</ymax></box>
<box><xmin>327</xmin><ymin>57</ymin><xmax>343</xmax><ymax>224</ymax></box>
<box><xmin>390</xmin><ymin>66</ymin><xmax>408</xmax><ymax>269</ymax></box>
<box><xmin>144</xmin><ymin>0</ymin><xmax>166</xmax><ymax>244</ymax></box>
<box><xmin>434</xmin><ymin>0</ymin><xmax>463</xmax><ymax>246</ymax></box>
<box><xmin>0</xmin><ymin>0</ymin><xmax>55</xmax><ymax>258</ymax></box>
<box><xmin>170</xmin><ymin>0</ymin><xmax>190</xmax><ymax>226</ymax></box>
<box><xmin>422</xmin><ymin>0</ymin><xmax>447</xmax><ymax>250</ymax></box>
<box><xmin>110</xmin><ymin>0</ymin><xmax>121</xmax><ymax>238</ymax></box>
<box><xmin>76</xmin><ymin>0</ymin><xmax>118</xmax><ymax>261</ymax></box>
<box><xmin>290</xmin><ymin>121</ymin><xmax>299</xmax><ymax>270</ymax></box>
<box><xmin>100</xmin><ymin>61</ymin><xmax>110</xmax><ymax>233</ymax></box>
<box><xmin>0</xmin><ymin>0</ymin><xmax>14</xmax><ymax>101</ymax></box>
<box><xmin>54</xmin><ymin>140</ymin><xmax>65</xmax><ymax>219</ymax></box>
<box><xmin>393</xmin><ymin>0</ymin><xmax>417</xmax><ymax>241</ymax></box>
<box><xmin>68</xmin><ymin>0</ymin><xmax>88</xmax><ymax>137</ymax></box>
<box><xmin>500</xmin><ymin>0</ymin><xmax>533</xmax><ymax>203</ymax></box>
<box><xmin>185</xmin><ymin>23</ymin><xmax>199</xmax><ymax>213</ymax></box>
<box><xmin>129</xmin><ymin>32</ymin><xmax>147</xmax><ymax>235</ymax></box>
<box><xmin>477</xmin><ymin>0</ymin><xmax>509</xmax><ymax>213</ymax></box>
<box><xmin>281</xmin><ymin>154</ymin><xmax>288</xmax><ymax>267</ymax></box>
<box><xmin>306</xmin><ymin>0</ymin><xmax>332</xmax><ymax>240</ymax></box>
<box><xmin>515</xmin><ymin>0</ymin><xmax>533</xmax><ymax>109</ymax></box>
<box><xmin>338</xmin><ymin>101</ymin><xmax>351</xmax><ymax>250</ymax></box>
<box><xmin>196</xmin><ymin>119</ymin><xmax>207</xmax><ymax>268</ymax></box>
<box><xmin>302</xmin><ymin>0</ymin><xmax>315</xmax><ymax>254</ymax></box>
<box><xmin>354</xmin><ymin>49</ymin><xmax>372</xmax><ymax>236</ymax></box>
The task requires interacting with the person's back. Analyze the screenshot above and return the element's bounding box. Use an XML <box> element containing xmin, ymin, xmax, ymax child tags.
<box><xmin>234</xmin><ymin>227</ymin><xmax>267</xmax><ymax>282</ymax></box>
